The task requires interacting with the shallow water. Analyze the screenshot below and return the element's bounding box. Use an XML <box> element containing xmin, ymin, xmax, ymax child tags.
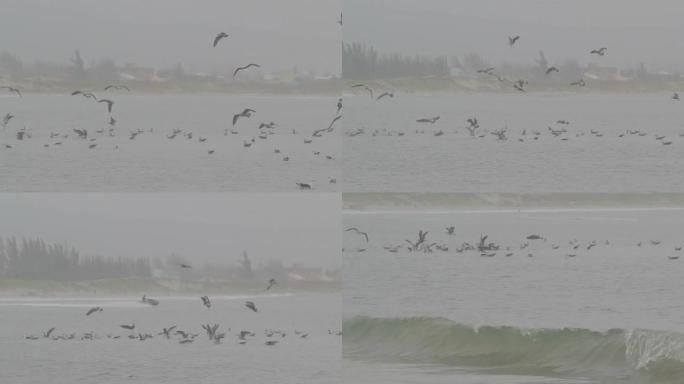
<box><xmin>0</xmin><ymin>292</ymin><xmax>341</xmax><ymax>384</ymax></box>
<box><xmin>343</xmin><ymin>207</ymin><xmax>684</xmax><ymax>383</ymax></box>
<box><xmin>0</xmin><ymin>94</ymin><xmax>340</xmax><ymax>191</ymax></box>
<box><xmin>343</xmin><ymin>93</ymin><xmax>684</xmax><ymax>192</ymax></box>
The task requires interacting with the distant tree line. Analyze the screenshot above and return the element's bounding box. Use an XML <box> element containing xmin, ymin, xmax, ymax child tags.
<box><xmin>0</xmin><ymin>236</ymin><xmax>151</xmax><ymax>281</ymax></box>
<box><xmin>342</xmin><ymin>42</ymin><xmax>449</xmax><ymax>80</ymax></box>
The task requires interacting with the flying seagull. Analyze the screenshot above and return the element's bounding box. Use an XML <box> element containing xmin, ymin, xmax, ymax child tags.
<box><xmin>245</xmin><ymin>301</ymin><xmax>258</xmax><ymax>312</ymax></box>
<box><xmin>71</xmin><ymin>90</ymin><xmax>98</xmax><ymax>100</ymax></box>
<box><xmin>86</xmin><ymin>307</ymin><xmax>103</xmax><ymax>316</ymax></box>
<box><xmin>201</xmin><ymin>296</ymin><xmax>211</xmax><ymax>308</ymax></box>
<box><xmin>351</xmin><ymin>83</ymin><xmax>373</xmax><ymax>98</ymax></box>
<box><xmin>0</xmin><ymin>86</ymin><xmax>22</xmax><ymax>97</ymax></box>
<box><xmin>416</xmin><ymin>116</ymin><xmax>440</xmax><ymax>124</ymax></box>
<box><xmin>345</xmin><ymin>227</ymin><xmax>369</xmax><ymax>242</ymax></box>
<box><xmin>545</xmin><ymin>67</ymin><xmax>559</xmax><ymax>75</ymax></box>
<box><xmin>266</xmin><ymin>278</ymin><xmax>277</xmax><ymax>291</ymax></box>
<box><xmin>376</xmin><ymin>91</ymin><xmax>394</xmax><ymax>101</ymax></box>
<box><xmin>477</xmin><ymin>67</ymin><xmax>495</xmax><ymax>75</ymax></box>
<box><xmin>233</xmin><ymin>109</ymin><xmax>256</xmax><ymax>126</ymax></box>
<box><xmin>213</xmin><ymin>32</ymin><xmax>229</xmax><ymax>47</ymax></box>
<box><xmin>104</xmin><ymin>85</ymin><xmax>130</xmax><ymax>91</ymax></box>
<box><xmin>508</xmin><ymin>35</ymin><xmax>520</xmax><ymax>47</ymax></box>
<box><xmin>43</xmin><ymin>327</ymin><xmax>56</xmax><ymax>338</ymax></box>
<box><xmin>233</xmin><ymin>63</ymin><xmax>261</xmax><ymax>78</ymax></box>
<box><xmin>336</xmin><ymin>98</ymin><xmax>342</xmax><ymax>114</ymax></box>
<box><xmin>98</xmin><ymin>99</ymin><xmax>114</xmax><ymax>114</ymax></box>
<box><xmin>590</xmin><ymin>47</ymin><xmax>607</xmax><ymax>56</ymax></box>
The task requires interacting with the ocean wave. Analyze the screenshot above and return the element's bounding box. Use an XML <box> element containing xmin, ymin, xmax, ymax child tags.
<box><xmin>343</xmin><ymin>316</ymin><xmax>684</xmax><ymax>383</ymax></box>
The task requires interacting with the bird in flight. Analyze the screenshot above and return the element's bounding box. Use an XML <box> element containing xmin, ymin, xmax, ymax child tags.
<box><xmin>201</xmin><ymin>296</ymin><xmax>211</xmax><ymax>308</ymax></box>
<box><xmin>337</xmin><ymin>98</ymin><xmax>342</xmax><ymax>114</ymax></box>
<box><xmin>71</xmin><ymin>90</ymin><xmax>98</xmax><ymax>100</ymax></box>
<box><xmin>477</xmin><ymin>67</ymin><xmax>495</xmax><ymax>75</ymax></box>
<box><xmin>570</xmin><ymin>79</ymin><xmax>586</xmax><ymax>87</ymax></box>
<box><xmin>345</xmin><ymin>227</ymin><xmax>369</xmax><ymax>242</ymax></box>
<box><xmin>213</xmin><ymin>32</ymin><xmax>229</xmax><ymax>47</ymax></box>
<box><xmin>508</xmin><ymin>35</ymin><xmax>520</xmax><ymax>47</ymax></box>
<box><xmin>376</xmin><ymin>91</ymin><xmax>394</xmax><ymax>101</ymax></box>
<box><xmin>416</xmin><ymin>116</ymin><xmax>440</xmax><ymax>124</ymax></box>
<box><xmin>86</xmin><ymin>307</ymin><xmax>103</xmax><ymax>316</ymax></box>
<box><xmin>104</xmin><ymin>85</ymin><xmax>130</xmax><ymax>92</ymax></box>
<box><xmin>98</xmin><ymin>99</ymin><xmax>114</xmax><ymax>114</ymax></box>
<box><xmin>545</xmin><ymin>67</ymin><xmax>559</xmax><ymax>75</ymax></box>
<box><xmin>233</xmin><ymin>63</ymin><xmax>261</xmax><ymax>79</ymax></box>
<box><xmin>233</xmin><ymin>108</ymin><xmax>256</xmax><ymax>126</ymax></box>
<box><xmin>266</xmin><ymin>278</ymin><xmax>277</xmax><ymax>291</ymax></box>
<box><xmin>590</xmin><ymin>47</ymin><xmax>607</xmax><ymax>56</ymax></box>
<box><xmin>351</xmin><ymin>83</ymin><xmax>373</xmax><ymax>98</ymax></box>
<box><xmin>245</xmin><ymin>301</ymin><xmax>258</xmax><ymax>312</ymax></box>
<box><xmin>0</xmin><ymin>86</ymin><xmax>21</xmax><ymax>97</ymax></box>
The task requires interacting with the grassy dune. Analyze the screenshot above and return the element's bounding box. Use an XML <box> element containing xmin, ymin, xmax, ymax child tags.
<box><xmin>0</xmin><ymin>277</ymin><xmax>339</xmax><ymax>297</ymax></box>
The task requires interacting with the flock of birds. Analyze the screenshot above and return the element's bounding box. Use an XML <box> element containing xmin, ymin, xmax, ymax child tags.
<box><xmin>344</xmin><ymin>226</ymin><xmax>684</xmax><ymax>260</ymax></box>
<box><xmin>1</xmin><ymin>31</ymin><xmax>343</xmax><ymax>190</ymax></box>
<box><xmin>345</xmin><ymin>36</ymin><xmax>683</xmax><ymax>147</ymax></box>
<box><xmin>24</xmin><ymin>277</ymin><xmax>342</xmax><ymax>345</ymax></box>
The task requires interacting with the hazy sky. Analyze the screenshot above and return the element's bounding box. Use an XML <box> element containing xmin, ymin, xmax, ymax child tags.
<box><xmin>0</xmin><ymin>0</ymin><xmax>341</xmax><ymax>74</ymax></box>
<box><xmin>344</xmin><ymin>0</ymin><xmax>684</xmax><ymax>70</ymax></box>
<box><xmin>0</xmin><ymin>193</ymin><xmax>341</xmax><ymax>269</ymax></box>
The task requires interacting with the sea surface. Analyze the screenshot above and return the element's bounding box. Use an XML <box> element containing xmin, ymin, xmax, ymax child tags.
<box><xmin>0</xmin><ymin>292</ymin><xmax>341</xmax><ymax>384</ymax></box>
<box><xmin>343</xmin><ymin>206</ymin><xmax>684</xmax><ymax>383</ymax></box>
<box><xmin>0</xmin><ymin>94</ymin><xmax>340</xmax><ymax>191</ymax></box>
<box><xmin>343</xmin><ymin>92</ymin><xmax>684</xmax><ymax>192</ymax></box>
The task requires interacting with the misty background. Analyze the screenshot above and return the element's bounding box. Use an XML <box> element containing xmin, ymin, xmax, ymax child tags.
<box><xmin>0</xmin><ymin>193</ymin><xmax>341</xmax><ymax>274</ymax></box>
<box><xmin>344</xmin><ymin>0</ymin><xmax>684</xmax><ymax>70</ymax></box>
<box><xmin>0</xmin><ymin>0</ymin><xmax>340</xmax><ymax>83</ymax></box>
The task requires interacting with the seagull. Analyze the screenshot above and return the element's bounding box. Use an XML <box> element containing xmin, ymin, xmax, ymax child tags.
<box><xmin>104</xmin><ymin>85</ymin><xmax>130</xmax><ymax>91</ymax></box>
<box><xmin>265</xmin><ymin>340</ymin><xmax>279</xmax><ymax>346</ymax></box>
<box><xmin>266</xmin><ymin>278</ymin><xmax>277</xmax><ymax>291</ymax></box>
<box><xmin>508</xmin><ymin>35</ymin><xmax>520</xmax><ymax>47</ymax></box>
<box><xmin>141</xmin><ymin>295</ymin><xmax>159</xmax><ymax>306</ymax></box>
<box><xmin>43</xmin><ymin>327</ymin><xmax>56</xmax><ymax>338</ymax></box>
<box><xmin>673</xmin><ymin>92</ymin><xmax>680</xmax><ymax>100</ymax></box>
<box><xmin>120</xmin><ymin>324</ymin><xmax>135</xmax><ymax>330</ymax></box>
<box><xmin>71</xmin><ymin>90</ymin><xmax>98</xmax><ymax>100</ymax></box>
<box><xmin>98</xmin><ymin>99</ymin><xmax>114</xmax><ymax>114</ymax></box>
<box><xmin>213</xmin><ymin>32</ymin><xmax>229</xmax><ymax>47</ymax></box>
<box><xmin>351</xmin><ymin>83</ymin><xmax>373</xmax><ymax>98</ymax></box>
<box><xmin>416</xmin><ymin>116</ymin><xmax>440</xmax><ymax>124</ymax></box>
<box><xmin>245</xmin><ymin>301</ymin><xmax>258</xmax><ymax>312</ymax></box>
<box><xmin>201</xmin><ymin>296</ymin><xmax>211</xmax><ymax>308</ymax></box>
<box><xmin>86</xmin><ymin>307</ymin><xmax>103</xmax><ymax>316</ymax></box>
<box><xmin>296</xmin><ymin>182</ymin><xmax>312</xmax><ymax>190</ymax></box>
<box><xmin>376</xmin><ymin>91</ymin><xmax>394</xmax><ymax>101</ymax></box>
<box><xmin>345</xmin><ymin>227</ymin><xmax>369</xmax><ymax>242</ymax></box>
<box><xmin>570</xmin><ymin>79</ymin><xmax>586</xmax><ymax>87</ymax></box>
<box><xmin>3</xmin><ymin>113</ymin><xmax>15</xmax><ymax>127</ymax></box>
<box><xmin>337</xmin><ymin>98</ymin><xmax>342</xmax><ymax>114</ymax></box>
<box><xmin>477</xmin><ymin>67</ymin><xmax>495</xmax><ymax>75</ymax></box>
<box><xmin>179</xmin><ymin>263</ymin><xmax>192</xmax><ymax>269</ymax></box>
<box><xmin>159</xmin><ymin>326</ymin><xmax>177</xmax><ymax>338</ymax></box>
<box><xmin>545</xmin><ymin>67</ymin><xmax>559</xmax><ymax>75</ymax></box>
<box><xmin>0</xmin><ymin>86</ymin><xmax>22</xmax><ymax>97</ymax></box>
<box><xmin>313</xmin><ymin>115</ymin><xmax>342</xmax><ymax>137</ymax></box>
<box><xmin>233</xmin><ymin>63</ymin><xmax>261</xmax><ymax>78</ymax></box>
<box><xmin>590</xmin><ymin>47</ymin><xmax>607</xmax><ymax>56</ymax></box>
<box><xmin>233</xmin><ymin>109</ymin><xmax>256</xmax><ymax>126</ymax></box>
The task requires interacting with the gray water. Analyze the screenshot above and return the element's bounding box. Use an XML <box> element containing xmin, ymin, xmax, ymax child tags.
<box><xmin>0</xmin><ymin>94</ymin><xmax>340</xmax><ymax>191</ymax></box>
<box><xmin>343</xmin><ymin>207</ymin><xmax>684</xmax><ymax>383</ymax></box>
<box><xmin>343</xmin><ymin>92</ymin><xmax>684</xmax><ymax>192</ymax></box>
<box><xmin>0</xmin><ymin>292</ymin><xmax>341</xmax><ymax>384</ymax></box>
